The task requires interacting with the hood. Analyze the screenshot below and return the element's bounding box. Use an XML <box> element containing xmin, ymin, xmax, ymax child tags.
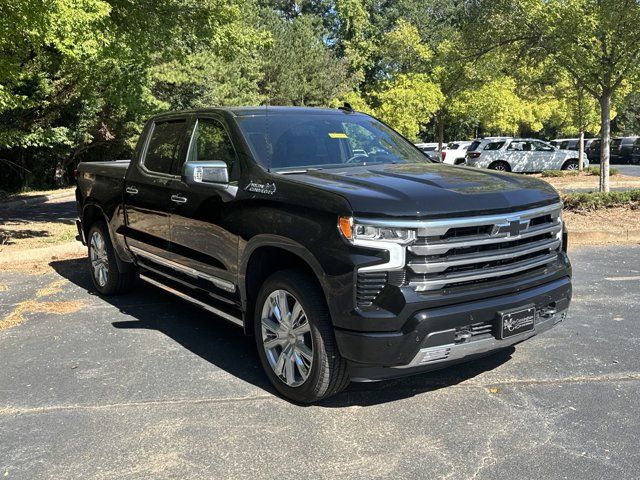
<box><xmin>281</xmin><ymin>163</ymin><xmax>560</xmax><ymax>218</ymax></box>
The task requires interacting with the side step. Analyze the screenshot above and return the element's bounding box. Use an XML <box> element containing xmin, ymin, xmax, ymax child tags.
<box><xmin>139</xmin><ymin>273</ymin><xmax>244</xmax><ymax>328</ymax></box>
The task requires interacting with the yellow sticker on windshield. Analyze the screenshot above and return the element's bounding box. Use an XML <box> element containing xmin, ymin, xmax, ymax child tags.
<box><xmin>328</xmin><ymin>132</ymin><xmax>348</xmax><ymax>139</ymax></box>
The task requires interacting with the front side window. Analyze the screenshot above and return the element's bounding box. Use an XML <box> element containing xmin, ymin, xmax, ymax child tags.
<box><xmin>143</xmin><ymin>120</ymin><xmax>188</xmax><ymax>175</ymax></box>
<box><xmin>532</xmin><ymin>141</ymin><xmax>554</xmax><ymax>152</ymax></box>
<box><xmin>183</xmin><ymin>118</ymin><xmax>239</xmax><ymax>180</ymax></box>
<box><xmin>236</xmin><ymin>112</ymin><xmax>429</xmax><ymax>171</ymax></box>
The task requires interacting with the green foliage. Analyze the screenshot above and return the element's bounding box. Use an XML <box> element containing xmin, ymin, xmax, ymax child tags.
<box><xmin>3</xmin><ymin>0</ymin><xmax>640</xmax><ymax>193</ymax></box>
<box><xmin>562</xmin><ymin>189</ymin><xmax>640</xmax><ymax>211</ymax></box>
<box><xmin>584</xmin><ymin>166</ymin><xmax>619</xmax><ymax>177</ymax></box>
<box><xmin>374</xmin><ymin>74</ymin><xmax>444</xmax><ymax>140</ymax></box>
<box><xmin>541</xmin><ymin>170</ymin><xmax>579</xmax><ymax>178</ymax></box>
<box><xmin>261</xmin><ymin>13</ymin><xmax>352</xmax><ymax>106</ymax></box>
<box><xmin>542</xmin><ymin>167</ymin><xmax>618</xmax><ymax>178</ymax></box>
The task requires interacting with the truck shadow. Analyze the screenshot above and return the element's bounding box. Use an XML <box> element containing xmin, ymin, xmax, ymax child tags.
<box><xmin>50</xmin><ymin>257</ymin><xmax>514</xmax><ymax>408</ymax></box>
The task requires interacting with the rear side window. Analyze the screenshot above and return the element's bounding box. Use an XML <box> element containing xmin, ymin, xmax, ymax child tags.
<box><xmin>611</xmin><ymin>139</ymin><xmax>622</xmax><ymax>150</ymax></box>
<box><xmin>448</xmin><ymin>142</ymin><xmax>459</xmax><ymax>149</ymax></box>
<box><xmin>143</xmin><ymin>120</ymin><xmax>188</xmax><ymax>175</ymax></box>
<box><xmin>484</xmin><ymin>141</ymin><xmax>505</xmax><ymax>150</ymax></box>
<box><xmin>468</xmin><ymin>141</ymin><xmax>481</xmax><ymax>151</ymax></box>
<box><xmin>634</xmin><ymin>138</ymin><xmax>640</xmax><ymax>146</ymax></box>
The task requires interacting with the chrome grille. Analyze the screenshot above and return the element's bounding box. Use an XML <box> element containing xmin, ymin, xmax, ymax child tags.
<box><xmin>406</xmin><ymin>203</ymin><xmax>562</xmax><ymax>292</ymax></box>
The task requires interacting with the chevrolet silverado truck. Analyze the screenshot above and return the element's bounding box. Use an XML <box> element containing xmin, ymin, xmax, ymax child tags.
<box><xmin>75</xmin><ymin>107</ymin><xmax>572</xmax><ymax>403</ymax></box>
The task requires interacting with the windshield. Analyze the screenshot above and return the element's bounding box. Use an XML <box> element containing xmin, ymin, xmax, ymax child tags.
<box><xmin>235</xmin><ymin>112</ymin><xmax>430</xmax><ymax>171</ymax></box>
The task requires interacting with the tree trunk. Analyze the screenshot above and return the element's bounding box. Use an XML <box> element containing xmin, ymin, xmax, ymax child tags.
<box><xmin>54</xmin><ymin>160</ymin><xmax>67</xmax><ymax>188</ymax></box>
<box><xmin>437</xmin><ymin>114</ymin><xmax>444</xmax><ymax>162</ymax></box>
<box><xmin>578</xmin><ymin>129</ymin><xmax>585</xmax><ymax>171</ymax></box>
<box><xmin>598</xmin><ymin>93</ymin><xmax>611</xmax><ymax>192</ymax></box>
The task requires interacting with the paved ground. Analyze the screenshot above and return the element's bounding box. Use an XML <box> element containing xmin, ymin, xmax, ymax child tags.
<box><xmin>614</xmin><ymin>164</ymin><xmax>640</xmax><ymax>177</ymax></box>
<box><xmin>0</xmin><ymin>197</ymin><xmax>76</xmax><ymax>223</ymax></box>
<box><xmin>1</xmin><ymin>243</ymin><xmax>639</xmax><ymax>479</ymax></box>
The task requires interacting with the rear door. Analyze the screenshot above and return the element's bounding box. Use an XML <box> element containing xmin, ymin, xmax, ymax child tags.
<box><xmin>164</xmin><ymin>115</ymin><xmax>241</xmax><ymax>297</ymax></box>
<box><xmin>124</xmin><ymin>117</ymin><xmax>190</xmax><ymax>259</ymax></box>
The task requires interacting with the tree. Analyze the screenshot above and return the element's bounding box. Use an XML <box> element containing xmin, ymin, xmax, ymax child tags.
<box><xmin>374</xmin><ymin>74</ymin><xmax>444</xmax><ymax>140</ymax></box>
<box><xmin>471</xmin><ymin>0</ymin><xmax>640</xmax><ymax>191</ymax></box>
<box><xmin>0</xmin><ymin>0</ymin><xmax>261</xmax><ymax>190</ymax></box>
<box><xmin>260</xmin><ymin>13</ymin><xmax>353</xmax><ymax>105</ymax></box>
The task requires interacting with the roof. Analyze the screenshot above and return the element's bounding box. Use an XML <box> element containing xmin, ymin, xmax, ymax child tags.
<box><xmin>152</xmin><ymin>106</ymin><xmax>363</xmax><ymax>119</ymax></box>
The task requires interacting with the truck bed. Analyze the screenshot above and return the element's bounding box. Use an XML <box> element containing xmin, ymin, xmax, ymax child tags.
<box><xmin>77</xmin><ymin>159</ymin><xmax>130</xmax><ymax>179</ymax></box>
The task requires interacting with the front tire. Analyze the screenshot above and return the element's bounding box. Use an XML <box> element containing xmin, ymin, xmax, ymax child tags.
<box><xmin>254</xmin><ymin>270</ymin><xmax>349</xmax><ymax>403</ymax></box>
<box><xmin>87</xmin><ymin>221</ymin><xmax>136</xmax><ymax>295</ymax></box>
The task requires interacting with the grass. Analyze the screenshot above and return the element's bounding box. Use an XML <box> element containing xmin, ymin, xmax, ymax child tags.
<box><xmin>542</xmin><ymin>167</ymin><xmax>619</xmax><ymax>177</ymax></box>
<box><xmin>562</xmin><ymin>189</ymin><xmax>640</xmax><ymax>211</ymax></box>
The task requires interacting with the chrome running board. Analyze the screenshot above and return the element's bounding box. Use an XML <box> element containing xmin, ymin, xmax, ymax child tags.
<box><xmin>139</xmin><ymin>274</ymin><xmax>243</xmax><ymax>328</ymax></box>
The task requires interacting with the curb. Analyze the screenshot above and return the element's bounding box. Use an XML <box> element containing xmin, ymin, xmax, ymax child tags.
<box><xmin>569</xmin><ymin>229</ymin><xmax>640</xmax><ymax>244</ymax></box>
<box><xmin>0</xmin><ymin>191</ymin><xmax>75</xmax><ymax>211</ymax></box>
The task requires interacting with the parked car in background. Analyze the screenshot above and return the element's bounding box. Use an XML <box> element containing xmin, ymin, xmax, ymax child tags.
<box><xmin>550</xmin><ymin>138</ymin><xmax>596</xmax><ymax>152</ymax></box>
<box><xmin>442</xmin><ymin>141</ymin><xmax>472</xmax><ymax>165</ymax></box>
<box><xmin>550</xmin><ymin>138</ymin><xmax>572</xmax><ymax>149</ymax></box>
<box><xmin>465</xmin><ymin>137</ymin><xmax>588</xmax><ymax>172</ymax></box>
<box><xmin>631</xmin><ymin>138</ymin><xmax>640</xmax><ymax>165</ymax></box>
<box><xmin>610</xmin><ymin>136</ymin><xmax>638</xmax><ymax>164</ymax></box>
<box><xmin>415</xmin><ymin>142</ymin><xmax>440</xmax><ymax>157</ymax></box>
<box><xmin>586</xmin><ymin>139</ymin><xmax>601</xmax><ymax>163</ymax></box>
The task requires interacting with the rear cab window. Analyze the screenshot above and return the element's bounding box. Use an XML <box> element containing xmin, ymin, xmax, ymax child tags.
<box><xmin>142</xmin><ymin>119</ymin><xmax>189</xmax><ymax>175</ymax></box>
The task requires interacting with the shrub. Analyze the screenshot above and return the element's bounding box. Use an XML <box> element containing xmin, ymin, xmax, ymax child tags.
<box><xmin>562</xmin><ymin>189</ymin><xmax>640</xmax><ymax>211</ymax></box>
<box><xmin>584</xmin><ymin>166</ymin><xmax>619</xmax><ymax>176</ymax></box>
<box><xmin>542</xmin><ymin>170</ymin><xmax>579</xmax><ymax>177</ymax></box>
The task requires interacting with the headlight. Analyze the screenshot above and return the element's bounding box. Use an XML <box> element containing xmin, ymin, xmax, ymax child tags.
<box><xmin>338</xmin><ymin>217</ymin><xmax>416</xmax><ymax>244</ymax></box>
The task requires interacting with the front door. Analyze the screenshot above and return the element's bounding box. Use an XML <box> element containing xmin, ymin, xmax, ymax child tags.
<box><xmin>124</xmin><ymin>117</ymin><xmax>190</xmax><ymax>259</ymax></box>
<box><xmin>165</xmin><ymin>115</ymin><xmax>241</xmax><ymax>297</ymax></box>
<box><xmin>531</xmin><ymin>140</ymin><xmax>558</xmax><ymax>171</ymax></box>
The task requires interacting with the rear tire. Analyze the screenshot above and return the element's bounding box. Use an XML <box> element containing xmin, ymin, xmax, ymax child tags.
<box><xmin>488</xmin><ymin>161</ymin><xmax>510</xmax><ymax>172</ymax></box>
<box><xmin>562</xmin><ymin>159</ymin><xmax>579</xmax><ymax>171</ymax></box>
<box><xmin>87</xmin><ymin>221</ymin><xmax>136</xmax><ymax>296</ymax></box>
<box><xmin>254</xmin><ymin>269</ymin><xmax>350</xmax><ymax>403</ymax></box>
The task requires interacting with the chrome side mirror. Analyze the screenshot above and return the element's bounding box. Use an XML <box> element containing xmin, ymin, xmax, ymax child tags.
<box><xmin>182</xmin><ymin>161</ymin><xmax>229</xmax><ymax>188</ymax></box>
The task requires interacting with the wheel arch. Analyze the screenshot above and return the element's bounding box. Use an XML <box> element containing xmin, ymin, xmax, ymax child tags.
<box><xmin>240</xmin><ymin>236</ymin><xmax>328</xmax><ymax>336</ymax></box>
<box><xmin>82</xmin><ymin>200</ymin><xmax>134</xmax><ymax>267</ymax></box>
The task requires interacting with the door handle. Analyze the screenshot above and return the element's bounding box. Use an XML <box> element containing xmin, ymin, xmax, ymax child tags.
<box><xmin>171</xmin><ymin>194</ymin><xmax>188</xmax><ymax>204</ymax></box>
<box><xmin>125</xmin><ymin>186</ymin><xmax>139</xmax><ymax>195</ymax></box>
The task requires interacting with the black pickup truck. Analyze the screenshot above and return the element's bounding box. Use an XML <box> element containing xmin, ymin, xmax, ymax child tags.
<box><xmin>75</xmin><ymin>107</ymin><xmax>571</xmax><ymax>403</ymax></box>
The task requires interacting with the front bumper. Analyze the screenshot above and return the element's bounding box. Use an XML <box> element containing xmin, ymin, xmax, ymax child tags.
<box><xmin>335</xmin><ymin>276</ymin><xmax>571</xmax><ymax>381</ymax></box>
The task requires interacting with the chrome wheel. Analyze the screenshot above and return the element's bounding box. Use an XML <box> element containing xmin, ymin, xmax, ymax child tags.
<box><xmin>261</xmin><ymin>289</ymin><xmax>313</xmax><ymax>387</ymax></box>
<box><xmin>565</xmin><ymin>161</ymin><xmax>579</xmax><ymax>171</ymax></box>
<box><xmin>90</xmin><ymin>230</ymin><xmax>109</xmax><ymax>288</ymax></box>
<box><xmin>491</xmin><ymin>163</ymin><xmax>508</xmax><ymax>171</ymax></box>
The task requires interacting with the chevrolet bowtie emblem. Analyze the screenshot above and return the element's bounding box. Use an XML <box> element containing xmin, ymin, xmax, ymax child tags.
<box><xmin>493</xmin><ymin>218</ymin><xmax>530</xmax><ymax>237</ymax></box>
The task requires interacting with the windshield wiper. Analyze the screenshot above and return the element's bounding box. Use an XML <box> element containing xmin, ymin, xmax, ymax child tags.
<box><xmin>276</xmin><ymin>168</ymin><xmax>323</xmax><ymax>175</ymax></box>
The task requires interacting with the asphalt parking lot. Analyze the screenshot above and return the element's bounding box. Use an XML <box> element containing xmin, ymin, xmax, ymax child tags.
<box><xmin>1</xmin><ymin>241</ymin><xmax>639</xmax><ymax>479</ymax></box>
